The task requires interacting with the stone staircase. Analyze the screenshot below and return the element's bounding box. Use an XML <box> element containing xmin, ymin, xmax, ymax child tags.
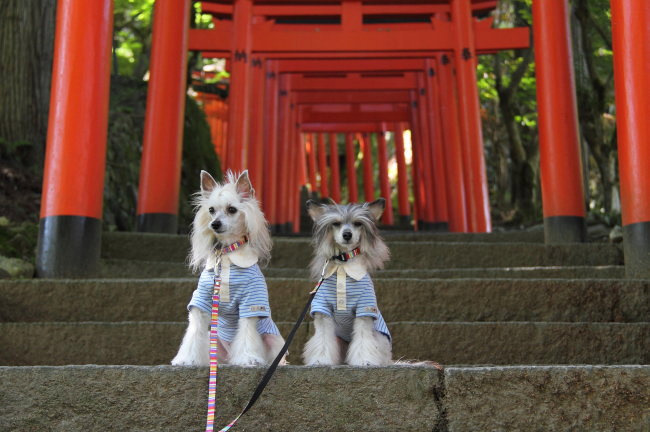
<box><xmin>1</xmin><ymin>231</ymin><xmax>649</xmax><ymax>431</ymax></box>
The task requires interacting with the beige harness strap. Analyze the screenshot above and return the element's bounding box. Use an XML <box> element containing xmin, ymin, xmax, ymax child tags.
<box><xmin>220</xmin><ymin>256</ymin><xmax>230</xmax><ymax>303</ymax></box>
<box><xmin>336</xmin><ymin>266</ymin><xmax>347</xmax><ymax>311</ymax></box>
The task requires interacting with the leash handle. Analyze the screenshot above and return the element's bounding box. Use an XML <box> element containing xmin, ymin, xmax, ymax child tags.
<box><xmin>215</xmin><ymin>261</ymin><xmax>330</xmax><ymax>431</ymax></box>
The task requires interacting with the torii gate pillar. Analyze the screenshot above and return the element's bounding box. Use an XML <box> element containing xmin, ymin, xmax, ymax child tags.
<box><xmin>226</xmin><ymin>0</ymin><xmax>254</xmax><ymax>171</ymax></box>
<box><xmin>452</xmin><ymin>0</ymin><xmax>492</xmax><ymax>233</ymax></box>
<box><xmin>610</xmin><ymin>1</ymin><xmax>650</xmax><ymax>278</ymax></box>
<box><xmin>37</xmin><ymin>0</ymin><xmax>113</xmax><ymax>277</ymax></box>
<box><xmin>136</xmin><ymin>0</ymin><xmax>190</xmax><ymax>233</ymax></box>
<box><xmin>532</xmin><ymin>0</ymin><xmax>586</xmax><ymax>243</ymax></box>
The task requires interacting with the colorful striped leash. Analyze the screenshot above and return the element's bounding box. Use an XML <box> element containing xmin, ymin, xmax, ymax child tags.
<box><xmin>205</xmin><ymin>237</ymin><xmax>248</xmax><ymax>432</ymax></box>
<box><xmin>210</xmin><ymin>259</ymin><xmax>331</xmax><ymax>431</ymax></box>
<box><xmin>205</xmin><ymin>254</ymin><xmax>222</xmax><ymax>432</ymax></box>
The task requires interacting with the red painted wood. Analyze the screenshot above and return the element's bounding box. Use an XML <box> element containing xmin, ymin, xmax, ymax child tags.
<box><xmin>263</xmin><ymin>60</ymin><xmax>279</xmax><ymax>222</ymax></box>
<box><xmin>610</xmin><ymin>0</ymin><xmax>650</xmax><ymax>225</ymax></box>
<box><xmin>302</xmin><ymin>123</ymin><xmax>386</xmax><ymax>133</ymax></box>
<box><xmin>275</xmin><ymin>74</ymin><xmax>291</xmax><ymax>225</ymax></box>
<box><xmin>295</xmin><ymin>91</ymin><xmax>411</xmax><ymax>105</ymax></box>
<box><xmin>376</xmin><ymin>131</ymin><xmax>394</xmax><ymax>225</ymax></box>
<box><xmin>415</xmin><ymin>85</ymin><xmax>436</xmax><ymax>223</ymax></box>
<box><xmin>317</xmin><ymin>133</ymin><xmax>329</xmax><ymax>198</ymax></box>
<box><xmin>291</xmin><ymin>107</ymin><xmax>302</xmax><ymax>232</ymax></box>
<box><xmin>424</xmin><ymin>60</ymin><xmax>449</xmax><ymax>224</ymax></box>
<box><xmin>279</xmin><ymin>59</ymin><xmax>425</xmax><ymax>74</ymax></box>
<box><xmin>306</xmin><ymin>133</ymin><xmax>318</xmax><ymax>192</ymax></box>
<box><xmin>533</xmin><ymin>0</ymin><xmax>586</xmax><ymax>220</ymax></box>
<box><xmin>437</xmin><ymin>54</ymin><xmax>468</xmax><ymax>232</ymax></box>
<box><xmin>359</xmin><ymin>133</ymin><xmax>375</xmax><ymax>202</ymax></box>
<box><xmin>300</xmin><ymin>108</ymin><xmax>409</xmax><ymax>124</ymax></box>
<box><xmin>409</xmin><ymin>92</ymin><xmax>427</xmax><ymax>225</ymax></box>
<box><xmin>290</xmin><ymin>74</ymin><xmax>417</xmax><ymax>91</ymax></box>
<box><xmin>41</xmin><ymin>0</ymin><xmax>113</xmax><ymax>218</ymax></box>
<box><xmin>345</xmin><ymin>133</ymin><xmax>359</xmax><ymax>202</ymax></box>
<box><xmin>452</xmin><ymin>0</ymin><xmax>491</xmax><ymax>232</ymax></box>
<box><xmin>393</xmin><ymin>123</ymin><xmax>410</xmax><ymax>218</ymax></box>
<box><xmin>248</xmin><ymin>56</ymin><xmax>265</xmax><ymax>198</ymax></box>
<box><xmin>137</xmin><ymin>0</ymin><xmax>190</xmax><ymax>219</ymax></box>
<box><xmin>226</xmin><ymin>0</ymin><xmax>253</xmax><ymax>172</ymax></box>
<box><xmin>189</xmin><ymin>20</ymin><xmax>528</xmax><ymax>54</ymax></box>
<box><xmin>329</xmin><ymin>133</ymin><xmax>342</xmax><ymax>203</ymax></box>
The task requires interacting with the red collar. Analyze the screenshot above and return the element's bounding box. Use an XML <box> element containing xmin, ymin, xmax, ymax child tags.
<box><xmin>331</xmin><ymin>247</ymin><xmax>361</xmax><ymax>262</ymax></box>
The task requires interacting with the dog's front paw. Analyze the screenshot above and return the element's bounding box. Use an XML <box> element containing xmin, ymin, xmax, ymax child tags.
<box><xmin>304</xmin><ymin>358</ymin><xmax>339</xmax><ymax>367</ymax></box>
<box><xmin>171</xmin><ymin>355</ymin><xmax>195</xmax><ymax>366</ymax></box>
<box><xmin>229</xmin><ymin>353</ymin><xmax>266</xmax><ymax>367</ymax></box>
<box><xmin>346</xmin><ymin>357</ymin><xmax>380</xmax><ymax>367</ymax></box>
<box><xmin>171</xmin><ymin>351</ymin><xmax>209</xmax><ymax>366</ymax></box>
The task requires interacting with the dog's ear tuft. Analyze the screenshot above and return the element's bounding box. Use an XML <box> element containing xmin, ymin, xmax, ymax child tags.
<box><xmin>365</xmin><ymin>198</ymin><xmax>386</xmax><ymax>220</ymax></box>
<box><xmin>236</xmin><ymin>170</ymin><xmax>255</xmax><ymax>199</ymax></box>
<box><xmin>306</xmin><ymin>200</ymin><xmax>327</xmax><ymax>221</ymax></box>
<box><xmin>201</xmin><ymin>171</ymin><xmax>218</xmax><ymax>195</ymax></box>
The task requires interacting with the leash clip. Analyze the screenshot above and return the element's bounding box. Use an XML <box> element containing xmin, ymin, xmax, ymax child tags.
<box><xmin>310</xmin><ymin>259</ymin><xmax>330</xmax><ymax>294</ymax></box>
<box><xmin>214</xmin><ymin>251</ymin><xmax>223</xmax><ymax>278</ymax></box>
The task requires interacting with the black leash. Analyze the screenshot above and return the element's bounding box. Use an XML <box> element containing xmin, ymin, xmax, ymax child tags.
<box><xmin>215</xmin><ymin>260</ymin><xmax>330</xmax><ymax>430</ymax></box>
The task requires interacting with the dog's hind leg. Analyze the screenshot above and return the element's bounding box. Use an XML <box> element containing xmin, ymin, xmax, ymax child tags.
<box><xmin>303</xmin><ymin>313</ymin><xmax>342</xmax><ymax>366</ymax></box>
<box><xmin>346</xmin><ymin>317</ymin><xmax>392</xmax><ymax>366</ymax></box>
<box><xmin>263</xmin><ymin>333</ymin><xmax>288</xmax><ymax>365</ymax></box>
<box><xmin>172</xmin><ymin>307</ymin><xmax>211</xmax><ymax>366</ymax></box>
<box><xmin>229</xmin><ymin>317</ymin><xmax>267</xmax><ymax>366</ymax></box>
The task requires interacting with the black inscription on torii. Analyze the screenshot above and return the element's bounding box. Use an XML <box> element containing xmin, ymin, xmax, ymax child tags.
<box><xmin>234</xmin><ymin>50</ymin><xmax>248</xmax><ymax>63</ymax></box>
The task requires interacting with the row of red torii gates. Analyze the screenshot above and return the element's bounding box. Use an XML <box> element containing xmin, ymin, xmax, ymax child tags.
<box><xmin>37</xmin><ymin>0</ymin><xmax>650</xmax><ymax>279</ymax></box>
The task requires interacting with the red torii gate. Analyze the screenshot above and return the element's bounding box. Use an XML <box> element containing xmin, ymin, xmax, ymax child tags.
<box><xmin>179</xmin><ymin>0</ymin><xmax>529</xmax><ymax>235</ymax></box>
<box><xmin>36</xmin><ymin>0</ymin><xmax>650</xmax><ymax>280</ymax></box>
<box><xmin>289</xmin><ymin>73</ymin><xmax>451</xmax><ymax>232</ymax></box>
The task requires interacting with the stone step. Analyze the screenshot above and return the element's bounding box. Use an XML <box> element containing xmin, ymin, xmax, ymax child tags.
<box><xmin>2</xmin><ymin>278</ymin><xmax>647</xmax><ymax>323</ymax></box>
<box><xmin>1</xmin><ymin>365</ymin><xmax>647</xmax><ymax>431</ymax></box>
<box><xmin>2</xmin><ymin>321</ymin><xmax>648</xmax><ymax>366</ymax></box>
<box><xmin>100</xmin><ymin>259</ymin><xmax>626</xmax><ymax>279</ymax></box>
<box><xmin>444</xmin><ymin>365</ymin><xmax>649</xmax><ymax>431</ymax></box>
<box><xmin>0</xmin><ymin>365</ymin><xmax>443</xmax><ymax>431</ymax></box>
<box><xmin>101</xmin><ymin>232</ymin><xmax>622</xmax><ymax>268</ymax></box>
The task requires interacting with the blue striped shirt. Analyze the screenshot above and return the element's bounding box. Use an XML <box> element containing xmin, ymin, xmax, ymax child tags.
<box><xmin>188</xmin><ymin>264</ymin><xmax>280</xmax><ymax>342</ymax></box>
<box><xmin>311</xmin><ymin>273</ymin><xmax>391</xmax><ymax>342</ymax></box>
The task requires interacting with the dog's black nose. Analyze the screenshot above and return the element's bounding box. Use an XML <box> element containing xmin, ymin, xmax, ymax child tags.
<box><xmin>211</xmin><ymin>220</ymin><xmax>222</xmax><ymax>231</ymax></box>
<box><xmin>342</xmin><ymin>230</ymin><xmax>352</xmax><ymax>241</ymax></box>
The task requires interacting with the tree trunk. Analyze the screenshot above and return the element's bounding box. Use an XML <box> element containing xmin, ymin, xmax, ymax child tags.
<box><xmin>0</xmin><ymin>0</ymin><xmax>57</xmax><ymax>170</ymax></box>
<box><xmin>571</xmin><ymin>0</ymin><xmax>616</xmax><ymax>215</ymax></box>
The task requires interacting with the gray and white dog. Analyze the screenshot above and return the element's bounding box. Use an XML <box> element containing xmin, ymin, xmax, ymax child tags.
<box><xmin>303</xmin><ymin>198</ymin><xmax>392</xmax><ymax>366</ymax></box>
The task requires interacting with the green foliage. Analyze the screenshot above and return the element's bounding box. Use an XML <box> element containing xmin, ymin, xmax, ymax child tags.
<box><xmin>179</xmin><ymin>94</ymin><xmax>221</xmax><ymax>232</ymax></box>
<box><xmin>104</xmin><ymin>75</ymin><xmax>148</xmax><ymax>231</ymax></box>
<box><xmin>113</xmin><ymin>0</ymin><xmax>155</xmax><ymax>77</ymax></box>
<box><xmin>0</xmin><ymin>218</ymin><xmax>38</xmax><ymax>262</ymax></box>
<box><xmin>104</xmin><ymin>75</ymin><xmax>220</xmax><ymax>233</ymax></box>
<box><xmin>113</xmin><ymin>1</ymin><xmax>216</xmax><ymax>78</ymax></box>
<box><xmin>0</xmin><ymin>138</ymin><xmax>36</xmax><ymax>172</ymax></box>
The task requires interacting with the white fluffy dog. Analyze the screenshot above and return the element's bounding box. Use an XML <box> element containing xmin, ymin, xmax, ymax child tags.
<box><xmin>172</xmin><ymin>170</ymin><xmax>285</xmax><ymax>366</ymax></box>
<box><xmin>303</xmin><ymin>198</ymin><xmax>392</xmax><ymax>366</ymax></box>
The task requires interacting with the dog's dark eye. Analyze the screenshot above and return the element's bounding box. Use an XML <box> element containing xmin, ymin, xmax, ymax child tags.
<box><xmin>227</xmin><ymin>206</ymin><xmax>238</xmax><ymax>214</ymax></box>
<box><xmin>353</xmin><ymin>222</ymin><xmax>362</xmax><ymax>227</ymax></box>
<box><xmin>208</xmin><ymin>207</ymin><xmax>215</xmax><ymax>214</ymax></box>
<box><xmin>332</xmin><ymin>222</ymin><xmax>341</xmax><ymax>227</ymax></box>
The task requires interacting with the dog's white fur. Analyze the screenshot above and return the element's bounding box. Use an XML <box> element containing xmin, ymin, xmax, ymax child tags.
<box><xmin>172</xmin><ymin>170</ymin><xmax>285</xmax><ymax>367</ymax></box>
<box><xmin>302</xmin><ymin>199</ymin><xmax>392</xmax><ymax>366</ymax></box>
